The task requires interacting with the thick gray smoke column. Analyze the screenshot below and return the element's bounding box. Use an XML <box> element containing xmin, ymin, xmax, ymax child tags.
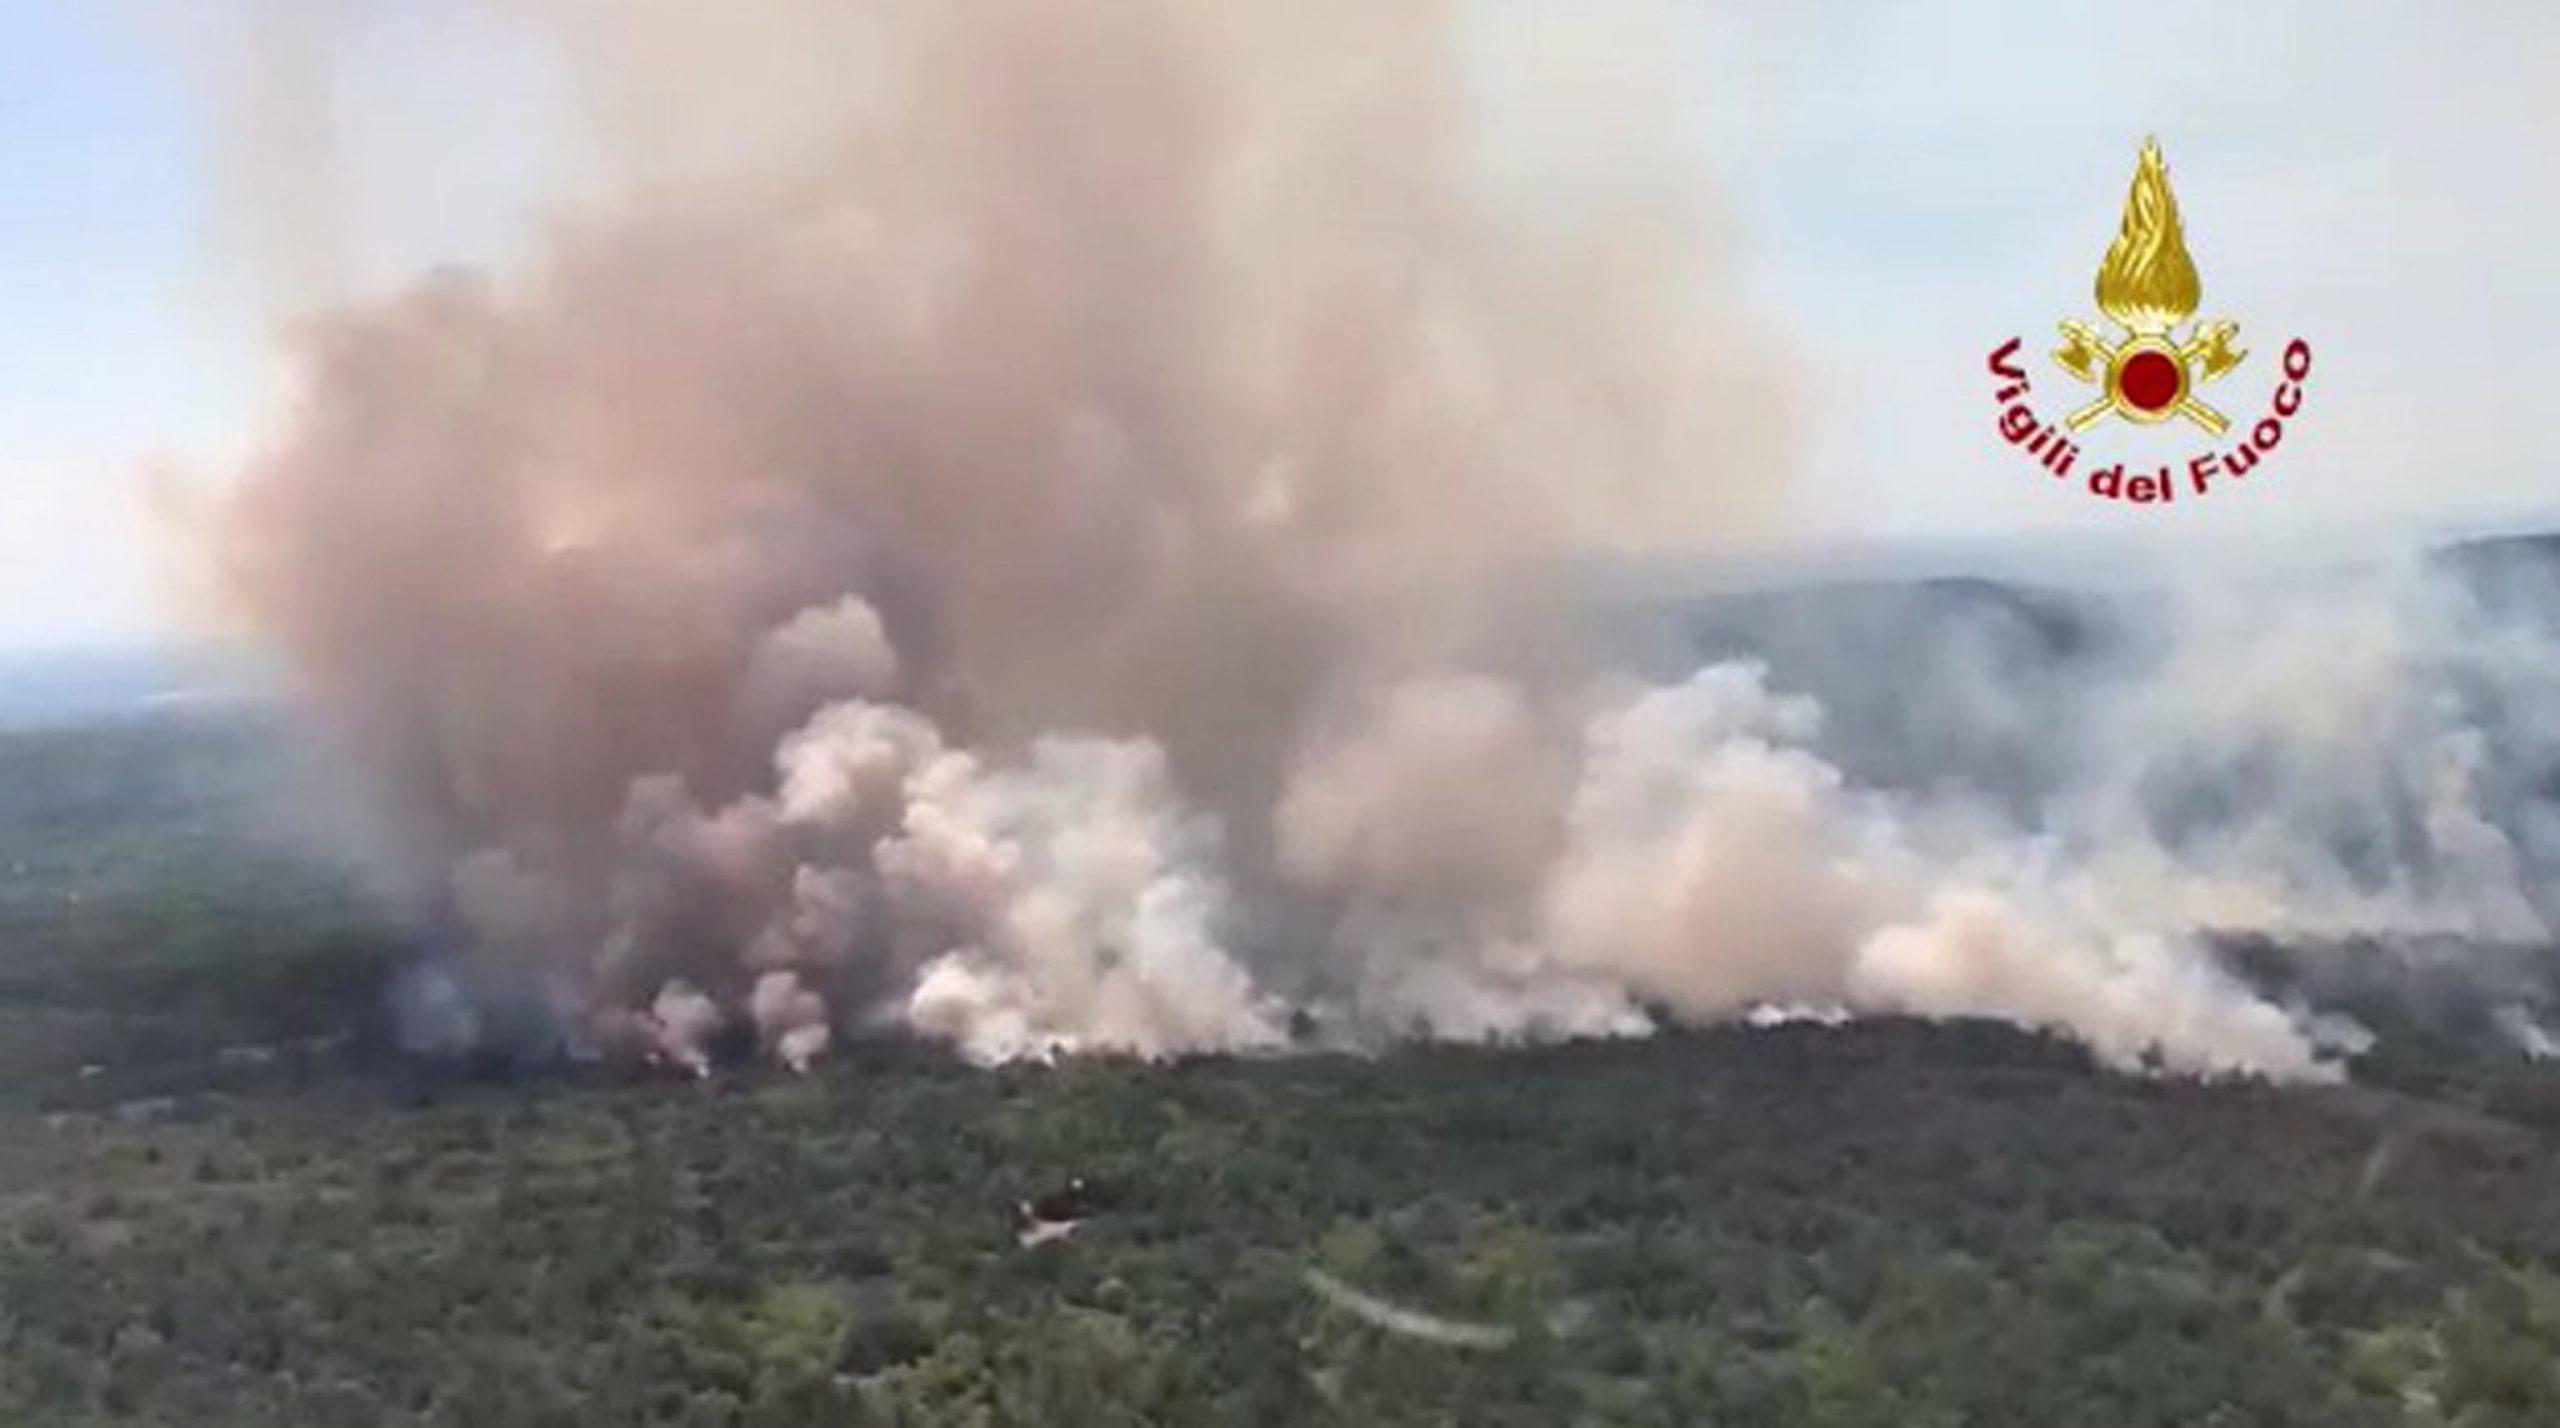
<box><xmin>212</xmin><ymin>1</ymin><xmax>2549</xmax><ymax>1082</ymax></box>
<box><xmin>216</xmin><ymin>1</ymin><xmax>1795</xmax><ymax>1066</ymax></box>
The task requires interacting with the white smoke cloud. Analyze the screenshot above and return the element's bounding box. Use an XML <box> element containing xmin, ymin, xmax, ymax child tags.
<box><xmin>1539</xmin><ymin>666</ymin><xmax>1883</xmax><ymax>1017</ymax></box>
<box><xmin>2039</xmin><ymin>561</ymin><xmax>2557</xmax><ymax>951</ymax></box>
<box><xmin>882</xmin><ymin>736</ymin><xmax>1285</xmax><ymax>1065</ymax></box>
<box><xmin>750</xmin><ymin>969</ymin><xmax>831</xmax><ymax>1073</ymax></box>
<box><xmin>739</xmin><ymin>595</ymin><xmax>902</xmax><ymax>746</ymax></box>
<box><xmin>1277</xmin><ymin>675</ymin><xmax>1562</xmax><ymax>910</ymax></box>
<box><xmin>1848</xmin><ymin>895</ymin><xmax>2331</xmax><ymax>1081</ymax></box>
<box><xmin>1274</xmin><ymin>662</ymin><xmax>2349</xmax><ymax>1079</ymax></box>
<box><xmin>2494</xmin><ymin>1004</ymin><xmax>2560</xmax><ymax>1062</ymax></box>
<box><xmin>646</xmin><ymin>979</ymin><xmax>722</xmax><ymax>1079</ymax></box>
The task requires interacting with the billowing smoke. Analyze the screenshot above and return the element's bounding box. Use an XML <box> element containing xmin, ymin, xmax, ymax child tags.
<box><xmin>212</xmin><ymin>2</ymin><xmax>2560</xmax><ymax>1083</ymax></box>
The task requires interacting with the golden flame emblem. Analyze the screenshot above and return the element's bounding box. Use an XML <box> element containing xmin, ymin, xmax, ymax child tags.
<box><xmin>2052</xmin><ymin>137</ymin><xmax>2244</xmax><ymax>433</ymax></box>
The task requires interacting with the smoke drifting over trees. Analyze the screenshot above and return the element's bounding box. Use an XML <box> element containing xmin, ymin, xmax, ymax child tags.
<box><xmin>211</xmin><ymin>2</ymin><xmax>2560</xmax><ymax>1081</ymax></box>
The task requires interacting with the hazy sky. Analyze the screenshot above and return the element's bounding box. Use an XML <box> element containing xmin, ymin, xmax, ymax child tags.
<box><xmin>3</xmin><ymin>1</ymin><xmax>2556</xmax><ymax>649</ymax></box>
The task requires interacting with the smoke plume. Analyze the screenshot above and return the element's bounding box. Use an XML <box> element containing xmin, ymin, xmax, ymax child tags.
<box><xmin>212</xmin><ymin>1</ymin><xmax>2559</xmax><ymax>1082</ymax></box>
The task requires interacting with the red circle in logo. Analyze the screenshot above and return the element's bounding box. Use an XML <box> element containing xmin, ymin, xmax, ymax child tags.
<box><xmin>2116</xmin><ymin>350</ymin><xmax>2182</xmax><ymax>413</ymax></box>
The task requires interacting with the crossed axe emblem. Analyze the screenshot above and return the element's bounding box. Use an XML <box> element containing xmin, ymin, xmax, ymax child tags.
<box><xmin>2052</xmin><ymin>317</ymin><xmax>2245</xmax><ymax>435</ymax></box>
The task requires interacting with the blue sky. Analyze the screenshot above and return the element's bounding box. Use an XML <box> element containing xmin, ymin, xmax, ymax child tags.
<box><xmin>1</xmin><ymin>2</ymin><xmax>254</xmax><ymax>648</ymax></box>
<box><xmin>0</xmin><ymin>0</ymin><xmax>554</xmax><ymax>650</ymax></box>
<box><xmin>3</xmin><ymin>2</ymin><xmax>2557</xmax><ymax>649</ymax></box>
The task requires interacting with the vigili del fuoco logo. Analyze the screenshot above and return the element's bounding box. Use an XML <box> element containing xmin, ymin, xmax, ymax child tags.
<box><xmin>1987</xmin><ymin>137</ymin><xmax>2312</xmax><ymax>504</ymax></box>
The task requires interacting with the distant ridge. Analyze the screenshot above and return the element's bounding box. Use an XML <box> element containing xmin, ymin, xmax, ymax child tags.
<box><xmin>0</xmin><ymin>644</ymin><xmax>273</xmax><ymax>731</ymax></box>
